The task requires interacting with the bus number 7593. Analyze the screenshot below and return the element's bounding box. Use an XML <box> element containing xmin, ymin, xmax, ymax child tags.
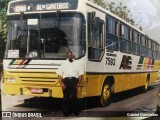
<box><xmin>106</xmin><ymin>57</ymin><xmax>115</xmax><ymax>66</ymax></box>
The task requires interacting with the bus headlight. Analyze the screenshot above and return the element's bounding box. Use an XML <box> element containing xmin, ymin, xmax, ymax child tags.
<box><xmin>6</xmin><ymin>78</ymin><xmax>16</xmax><ymax>82</ymax></box>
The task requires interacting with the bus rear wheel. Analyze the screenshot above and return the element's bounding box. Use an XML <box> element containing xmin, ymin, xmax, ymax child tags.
<box><xmin>142</xmin><ymin>80</ymin><xmax>149</xmax><ymax>92</ymax></box>
<box><xmin>142</xmin><ymin>80</ymin><xmax>149</xmax><ymax>93</ymax></box>
<box><xmin>99</xmin><ymin>82</ymin><xmax>113</xmax><ymax>107</ymax></box>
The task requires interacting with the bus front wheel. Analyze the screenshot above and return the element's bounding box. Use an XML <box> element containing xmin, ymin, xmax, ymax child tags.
<box><xmin>99</xmin><ymin>81</ymin><xmax>113</xmax><ymax>107</ymax></box>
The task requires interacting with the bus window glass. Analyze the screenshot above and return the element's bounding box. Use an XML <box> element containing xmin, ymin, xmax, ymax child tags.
<box><xmin>132</xmin><ymin>43</ymin><xmax>139</xmax><ymax>55</ymax></box>
<box><xmin>88</xmin><ymin>18</ymin><xmax>104</xmax><ymax>60</ymax></box>
<box><xmin>148</xmin><ymin>49</ymin><xmax>152</xmax><ymax>58</ymax></box>
<box><xmin>132</xmin><ymin>30</ymin><xmax>139</xmax><ymax>43</ymax></box>
<box><xmin>120</xmin><ymin>24</ymin><xmax>130</xmax><ymax>40</ymax></box>
<box><xmin>106</xmin><ymin>17</ymin><xmax>117</xmax><ymax>35</ymax></box>
<box><xmin>106</xmin><ymin>34</ymin><xmax>118</xmax><ymax>51</ymax></box>
<box><xmin>140</xmin><ymin>46</ymin><xmax>147</xmax><ymax>56</ymax></box>
<box><xmin>120</xmin><ymin>40</ymin><xmax>131</xmax><ymax>53</ymax></box>
<box><xmin>152</xmin><ymin>42</ymin><xmax>156</xmax><ymax>51</ymax></box>
<box><xmin>120</xmin><ymin>24</ymin><xmax>131</xmax><ymax>53</ymax></box>
<box><xmin>156</xmin><ymin>43</ymin><xmax>159</xmax><ymax>51</ymax></box>
<box><xmin>140</xmin><ymin>35</ymin><xmax>146</xmax><ymax>46</ymax></box>
<box><xmin>153</xmin><ymin>51</ymin><xmax>157</xmax><ymax>59</ymax></box>
<box><xmin>132</xmin><ymin>30</ymin><xmax>139</xmax><ymax>55</ymax></box>
<box><xmin>106</xmin><ymin>16</ymin><xmax>118</xmax><ymax>51</ymax></box>
<box><xmin>148</xmin><ymin>40</ymin><xmax>151</xmax><ymax>49</ymax></box>
<box><xmin>6</xmin><ymin>12</ymin><xmax>86</xmax><ymax>59</ymax></box>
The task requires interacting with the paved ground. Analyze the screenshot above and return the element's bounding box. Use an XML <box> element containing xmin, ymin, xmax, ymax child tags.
<box><xmin>1</xmin><ymin>83</ymin><xmax>160</xmax><ymax>120</ymax></box>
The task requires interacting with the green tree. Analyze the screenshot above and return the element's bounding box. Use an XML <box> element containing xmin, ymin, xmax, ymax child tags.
<box><xmin>91</xmin><ymin>0</ymin><xmax>135</xmax><ymax>25</ymax></box>
<box><xmin>108</xmin><ymin>2</ymin><xmax>135</xmax><ymax>25</ymax></box>
<box><xmin>89</xmin><ymin>0</ymin><xmax>108</xmax><ymax>9</ymax></box>
<box><xmin>0</xmin><ymin>0</ymin><xmax>10</xmax><ymax>59</ymax></box>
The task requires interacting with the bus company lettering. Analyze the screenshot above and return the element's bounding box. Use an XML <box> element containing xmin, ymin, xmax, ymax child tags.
<box><xmin>37</xmin><ymin>3</ymin><xmax>70</xmax><ymax>11</ymax></box>
<box><xmin>119</xmin><ymin>55</ymin><xmax>132</xmax><ymax>70</ymax></box>
<box><xmin>137</xmin><ymin>56</ymin><xmax>155</xmax><ymax>70</ymax></box>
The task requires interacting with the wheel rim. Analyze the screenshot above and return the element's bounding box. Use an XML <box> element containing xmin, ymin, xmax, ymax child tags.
<box><xmin>145</xmin><ymin>80</ymin><xmax>148</xmax><ymax>90</ymax></box>
<box><xmin>103</xmin><ymin>84</ymin><xmax>111</xmax><ymax>102</ymax></box>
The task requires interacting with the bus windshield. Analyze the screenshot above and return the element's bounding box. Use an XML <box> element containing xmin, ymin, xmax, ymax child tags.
<box><xmin>6</xmin><ymin>12</ymin><xmax>86</xmax><ymax>59</ymax></box>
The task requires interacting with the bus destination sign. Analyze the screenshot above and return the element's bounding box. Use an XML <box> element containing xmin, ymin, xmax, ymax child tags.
<box><xmin>37</xmin><ymin>3</ymin><xmax>70</xmax><ymax>11</ymax></box>
<box><xmin>9</xmin><ymin>0</ymin><xmax>78</xmax><ymax>13</ymax></box>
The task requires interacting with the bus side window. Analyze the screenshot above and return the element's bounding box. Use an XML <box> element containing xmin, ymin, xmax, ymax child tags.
<box><xmin>88</xmin><ymin>13</ymin><xmax>104</xmax><ymax>61</ymax></box>
<box><xmin>152</xmin><ymin>41</ymin><xmax>157</xmax><ymax>59</ymax></box>
<box><xmin>132</xmin><ymin>30</ymin><xmax>140</xmax><ymax>55</ymax></box>
<box><xmin>140</xmin><ymin>35</ymin><xmax>147</xmax><ymax>57</ymax></box>
<box><xmin>119</xmin><ymin>24</ymin><xmax>131</xmax><ymax>53</ymax></box>
<box><xmin>148</xmin><ymin>39</ymin><xmax>152</xmax><ymax>58</ymax></box>
<box><xmin>106</xmin><ymin>16</ymin><xmax>118</xmax><ymax>51</ymax></box>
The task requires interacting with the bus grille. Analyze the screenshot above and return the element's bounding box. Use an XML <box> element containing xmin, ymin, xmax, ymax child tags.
<box><xmin>5</xmin><ymin>71</ymin><xmax>59</xmax><ymax>85</ymax></box>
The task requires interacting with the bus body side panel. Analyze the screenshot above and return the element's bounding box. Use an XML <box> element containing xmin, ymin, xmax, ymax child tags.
<box><xmin>114</xmin><ymin>73</ymin><xmax>147</xmax><ymax>93</ymax></box>
<box><xmin>85</xmin><ymin>74</ymin><xmax>106</xmax><ymax>97</ymax></box>
<box><xmin>150</xmin><ymin>60</ymin><xmax>159</xmax><ymax>83</ymax></box>
<box><xmin>85</xmin><ymin>70</ymin><xmax>159</xmax><ymax>97</ymax></box>
<box><xmin>150</xmin><ymin>72</ymin><xmax>158</xmax><ymax>83</ymax></box>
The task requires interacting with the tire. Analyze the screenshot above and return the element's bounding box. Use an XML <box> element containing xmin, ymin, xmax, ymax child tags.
<box><xmin>99</xmin><ymin>81</ymin><xmax>113</xmax><ymax>107</ymax></box>
<box><xmin>142</xmin><ymin>79</ymin><xmax>149</xmax><ymax>93</ymax></box>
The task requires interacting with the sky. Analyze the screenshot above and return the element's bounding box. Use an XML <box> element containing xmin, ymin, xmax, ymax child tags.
<box><xmin>106</xmin><ymin>0</ymin><xmax>160</xmax><ymax>42</ymax></box>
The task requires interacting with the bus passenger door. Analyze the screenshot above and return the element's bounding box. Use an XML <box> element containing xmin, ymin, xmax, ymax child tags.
<box><xmin>86</xmin><ymin>12</ymin><xmax>105</xmax><ymax>96</ymax></box>
<box><xmin>88</xmin><ymin>13</ymin><xmax>104</xmax><ymax>61</ymax></box>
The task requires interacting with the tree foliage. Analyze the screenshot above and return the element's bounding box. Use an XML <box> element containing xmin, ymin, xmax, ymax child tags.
<box><xmin>108</xmin><ymin>2</ymin><xmax>135</xmax><ymax>25</ymax></box>
<box><xmin>91</xmin><ymin>0</ymin><xmax>135</xmax><ymax>25</ymax></box>
<box><xmin>0</xmin><ymin>0</ymin><xmax>10</xmax><ymax>59</ymax></box>
<box><xmin>91</xmin><ymin>0</ymin><xmax>108</xmax><ymax>9</ymax></box>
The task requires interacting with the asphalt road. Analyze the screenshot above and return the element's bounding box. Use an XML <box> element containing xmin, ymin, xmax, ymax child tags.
<box><xmin>1</xmin><ymin>82</ymin><xmax>160</xmax><ymax>120</ymax></box>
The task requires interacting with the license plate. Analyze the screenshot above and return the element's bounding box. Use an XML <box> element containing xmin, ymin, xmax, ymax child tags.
<box><xmin>30</xmin><ymin>88</ymin><xmax>43</xmax><ymax>94</ymax></box>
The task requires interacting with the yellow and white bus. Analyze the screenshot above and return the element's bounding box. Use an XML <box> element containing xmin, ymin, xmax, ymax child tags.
<box><xmin>2</xmin><ymin>0</ymin><xmax>160</xmax><ymax>106</ymax></box>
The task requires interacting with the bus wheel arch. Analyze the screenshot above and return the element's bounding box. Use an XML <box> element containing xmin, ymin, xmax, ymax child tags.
<box><xmin>99</xmin><ymin>76</ymin><xmax>114</xmax><ymax>107</ymax></box>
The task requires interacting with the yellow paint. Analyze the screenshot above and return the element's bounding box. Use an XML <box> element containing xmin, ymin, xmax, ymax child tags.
<box><xmin>2</xmin><ymin>70</ymin><xmax>86</xmax><ymax>98</ymax></box>
<box><xmin>142</xmin><ymin>58</ymin><xmax>148</xmax><ymax>70</ymax></box>
<box><xmin>3</xmin><ymin>83</ymin><xmax>64</xmax><ymax>97</ymax></box>
<box><xmin>2</xmin><ymin>69</ymin><xmax>159</xmax><ymax>98</ymax></box>
<box><xmin>113</xmin><ymin>73</ymin><xmax>148</xmax><ymax>93</ymax></box>
<box><xmin>150</xmin><ymin>72</ymin><xmax>158</xmax><ymax>83</ymax></box>
<box><xmin>85</xmin><ymin>74</ymin><xmax>102</xmax><ymax>97</ymax></box>
<box><xmin>14</xmin><ymin>60</ymin><xmax>21</xmax><ymax>64</ymax></box>
<box><xmin>153</xmin><ymin>60</ymin><xmax>160</xmax><ymax>70</ymax></box>
<box><xmin>85</xmin><ymin>71</ymin><xmax>159</xmax><ymax>97</ymax></box>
